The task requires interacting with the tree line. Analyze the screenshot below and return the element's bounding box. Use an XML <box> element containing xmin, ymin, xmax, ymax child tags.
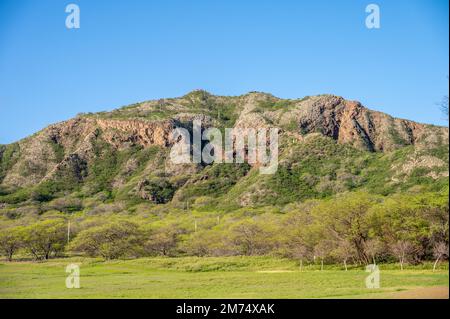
<box><xmin>0</xmin><ymin>191</ymin><xmax>448</xmax><ymax>270</ymax></box>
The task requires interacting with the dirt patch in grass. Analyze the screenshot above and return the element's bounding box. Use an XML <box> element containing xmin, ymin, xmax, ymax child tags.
<box><xmin>389</xmin><ymin>286</ymin><xmax>449</xmax><ymax>299</ymax></box>
<box><xmin>256</xmin><ymin>270</ymin><xmax>295</xmax><ymax>273</ymax></box>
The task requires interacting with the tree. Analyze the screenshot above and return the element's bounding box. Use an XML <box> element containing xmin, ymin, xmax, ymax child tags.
<box><xmin>230</xmin><ymin>220</ymin><xmax>272</xmax><ymax>256</ymax></box>
<box><xmin>145</xmin><ymin>227</ymin><xmax>180</xmax><ymax>256</ymax></box>
<box><xmin>0</xmin><ymin>227</ymin><xmax>23</xmax><ymax>261</ymax></box>
<box><xmin>21</xmin><ymin>220</ymin><xmax>67</xmax><ymax>260</ymax></box>
<box><xmin>46</xmin><ymin>197</ymin><xmax>83</xmax><ymax>213</ymax></box>
<box><xmin>364</xmin><ymin>239</ymin><xmax>383</xmax><ymax>265</ymax></box>
<box><xmin>314</xmin><ymin>241</ymin><xmax>332</xmax><ymax>271</ymax></box>
<box><xmin>332</xmin><ymin>240</ymin><xmax>355</xmax><ymax>271</ymax></box>
<box><xmin>282</xmin><ymin>204</ymin><xmax>315</xmax><ymax>268</ymax></box>
<box><xmin>184</xmin><ymin>229</ymin><xmax>230</xmax><ymax>257</ymax></box>
<box><xmin>311</xmin><ymin>192</ymin><xmax>378</xmax><ymax>264</ymax></box>
<box><xmin>432</xmin><ymin>241</ymin><xmax>449</xmax><ymax>271</ymax></box>
<box><xmin>371</xmin><ymin>192</ymin><xmax>448</xmax><ymax>263</ymax></box>
<box><xmin>138</xmin><ymin>178</ymin><xmax>175</xmax><ymax>204</ymax></box>
<box><xmin>292</xmin><ymin>244</ymin><xmax>309</xmax><ymax>271</ymax></box>
<box><xmin>390</xmin><ymin>240</ymin><xmax>415</xmax><ymax>270</ymax></box>
<box><xmin>184</xmin><ymin>231</ymin><xmax>209</xmax><ymax>257</ymax></box>
<box><xmin>69</xmin><ymin>221</ymin><xmax>143</xmax><ymax>259</ymax></box>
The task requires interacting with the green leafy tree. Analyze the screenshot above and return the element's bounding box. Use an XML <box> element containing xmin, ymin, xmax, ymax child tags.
<box><xmin>21</xmin><ymin>220</ymin><xmax>67</xmax><ymax>260</ymax></box>
<box><xmin>69</xmin><ymin>221</ymin><xmax>143</xmax><ymax>259</ymax></box>
<box><xmin>0</xmin><ymin>227</ymin><xmax>23</xmax><ymax>261</ymax></box>
<box><xmin>144</xmin><ymin>227</ymin><xmax>180</xmax><ymax>256</ymax></box>
<box><xmin>311</xmin><ymin>192</ymin><xmax>379</xmax><ymax>264</ymax></box>
<box><xmin>370</xmin><ymin>192</ymin><xmax>448</xmax><ymax>262</ymax></box>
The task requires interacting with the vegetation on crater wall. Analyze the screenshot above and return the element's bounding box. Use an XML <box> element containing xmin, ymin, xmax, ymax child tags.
<box><xmin>0</xmin><ymin>92</ymin><xmax>448</xmax><ymax>268</ymax></box>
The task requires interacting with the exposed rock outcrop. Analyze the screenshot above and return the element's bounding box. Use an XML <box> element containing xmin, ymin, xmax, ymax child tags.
<box><xmin>0</xmin><ymin>91</ymin><xmax>447</xmax><ymax>192</ymax></box>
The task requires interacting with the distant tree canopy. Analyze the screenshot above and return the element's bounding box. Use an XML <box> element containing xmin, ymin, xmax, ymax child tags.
<box><xmin>19</xmin><ymin>220</ymin><xmax>67</xmax><ymax>260</ymax></box>
<box><xmin>68</xmin><ymin>221</ymin><xmax>144</xmax><ymax>259</ymax></box>
<box><xmin>0</xmin><ymin>191</ymin><xmax>448</xmax><ymax>269</ymax></box>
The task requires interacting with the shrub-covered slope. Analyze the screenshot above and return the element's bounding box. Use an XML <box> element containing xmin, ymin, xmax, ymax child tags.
<box><xmin>0</xmin><ymin>91</ymin><xmax>448</xmax><ymax>213</ymax></box>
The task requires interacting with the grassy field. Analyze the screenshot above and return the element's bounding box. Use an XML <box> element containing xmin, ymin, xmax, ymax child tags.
<box><xmin>0</xmin><ymin>256</ymin><xmax>448</xmax><ymax>299</ymax></box>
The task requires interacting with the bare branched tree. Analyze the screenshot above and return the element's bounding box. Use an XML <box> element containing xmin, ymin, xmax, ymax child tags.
<box><xmin>432</xmin><ymin>241</ymin><xmax>449</xmax><ymax>271</ymax></box>
<box><xmin>333</xmin><ymin>240</ymin><xmax>355</xmax><ymax>271</ymax></box>
<box><xmin>390</xmin><ymin>240</ymin><xmax>415</xmax><ymax>270</ymax></box>
<box><xmin>364</xmin><ymin>239</ymin><xmax>383</xmax><ymax>265</ymax></box>
<box><xmin>292</xmin><ymin>245</ymin><xmax>308</xmax><ymax>271</ymax></box>
<box><xmin>314</xmin><ymin>241</ymin><xmax>332</xmax><ymax>271</ymax></box>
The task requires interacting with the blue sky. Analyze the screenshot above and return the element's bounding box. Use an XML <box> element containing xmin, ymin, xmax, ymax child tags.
<box><xmin>0</xmin><ymin>0</ymin><xmax>448</xmax><ymax>144</ymax></box>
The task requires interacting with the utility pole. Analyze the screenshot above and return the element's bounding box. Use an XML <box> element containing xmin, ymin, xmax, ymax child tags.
<box><xmin>67</xmin><ymin>219</ymin><xmax>71</xmax><ymax>244</ymax></box>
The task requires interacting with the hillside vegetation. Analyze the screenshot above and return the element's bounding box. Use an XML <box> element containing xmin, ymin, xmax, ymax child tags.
<box><xmin>0</xmin><ymin>91</ymin><xmax>448</xmax><ymax>267</ymax></box>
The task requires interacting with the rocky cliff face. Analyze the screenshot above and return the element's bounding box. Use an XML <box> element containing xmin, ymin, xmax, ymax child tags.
<box><xmin>0</xmin><ymin>91</ymin><xmax>448</xmax><ymax>208</ymax></box>
<box><xmin>0</xmin><ymin>117</ymin><xmax>178</xmax><ymax>188</ymax></box>
<box><xmin>95</xmin><ymin>118</ymin><xmax>175</xmax><ymax>148</ymax></box>
<box><xmin>289</xmin><ymin>95</ymin><xmax>441</xmax><ymax>152</ymax></box>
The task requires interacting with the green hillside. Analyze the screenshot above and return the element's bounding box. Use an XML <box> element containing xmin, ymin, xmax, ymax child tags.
<box><xmin>0</xmin><ymin>91</ymin><xmax>448</xmax><ymax>268</ymax></box>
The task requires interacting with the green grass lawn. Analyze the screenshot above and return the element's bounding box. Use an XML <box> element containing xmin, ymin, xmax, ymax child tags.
<box><xmin>0</xmin><ymin>256</ymin><xmax>448</xmax><ymax>299</ymax></box>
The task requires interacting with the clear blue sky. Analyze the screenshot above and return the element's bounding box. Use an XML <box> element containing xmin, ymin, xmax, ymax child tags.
<box><xmin>0</xmin><ymin>0</ymin><xmax>448</xmax><ymax>144</ymax></box>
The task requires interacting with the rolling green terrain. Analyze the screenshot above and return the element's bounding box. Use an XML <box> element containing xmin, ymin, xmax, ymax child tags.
<box><xmin>0</xmin><ymin>257</ymin><xmax>448</xmax><ymax>299</ymax></box>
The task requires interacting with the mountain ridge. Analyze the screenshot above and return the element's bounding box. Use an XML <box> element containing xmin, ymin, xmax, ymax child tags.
<box><xmin>0</xmin><ymin>91</ymin><xmax>448</xmax><ymax>211</ymax></box>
